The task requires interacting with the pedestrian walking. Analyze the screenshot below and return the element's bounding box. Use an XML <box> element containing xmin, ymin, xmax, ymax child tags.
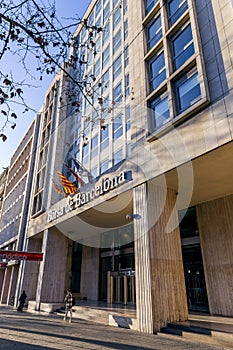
<box><xmin>64</xmin><ymin>290</ymin><xmax>73</xmax><ymax>323</ymax></box>
<box><xmin>18</xmin><ymin>290</ymin><xmax>27</xmax><ymax>311</ymax></box>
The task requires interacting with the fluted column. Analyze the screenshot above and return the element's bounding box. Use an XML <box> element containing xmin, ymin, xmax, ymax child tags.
<box><xmin>147</xmin><ymin>183</ymin><xmax>188</xmax><ymax>331</ymax></box>
<box><xmin>134</xmin><ymin>183</ymin><xmax>153</xmax><ymax>333</ymax></box>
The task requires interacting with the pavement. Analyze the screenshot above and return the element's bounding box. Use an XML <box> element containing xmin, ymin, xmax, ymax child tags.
<box><xmin>0</xmin><ymin>305</ymin><xmax>231</xmax><ymax>350</ymax></box>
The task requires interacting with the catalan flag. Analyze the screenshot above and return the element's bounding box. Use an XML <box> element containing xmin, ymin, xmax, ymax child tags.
<box><xmin>52</xmin><ymin>181</ymin><xmax>64</xmax><ymax>195</ymax></box>
<box><xmin>63</xmin><ymin>163</ymin><xmax>86</xmax><ymax>187</ymax></box>
<box><xmin>57</xmin><ymin>171</ymin><xmax>77</xmax><ymax>195</ymax></box>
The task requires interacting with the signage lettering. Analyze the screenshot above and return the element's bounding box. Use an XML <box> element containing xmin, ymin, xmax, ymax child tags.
<box><xmin>48</xmin><ymin>171</ymin><xmax>130</xmax><ymax>222</ymax></box>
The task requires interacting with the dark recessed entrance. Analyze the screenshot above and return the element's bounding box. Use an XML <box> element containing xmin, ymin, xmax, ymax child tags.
<box><xmin>179</xmin><ymin>207</ymin><xmax>209</xmax><ymax>312</ymax></box>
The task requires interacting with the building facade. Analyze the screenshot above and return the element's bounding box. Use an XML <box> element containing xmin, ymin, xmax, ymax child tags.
<box><xmin>0</xmin><ymin>0</ymin><xmax>233</xmax><ymax>334</ymax></box>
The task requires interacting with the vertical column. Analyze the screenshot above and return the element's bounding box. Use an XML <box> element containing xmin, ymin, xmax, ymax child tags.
<box><xmin>147</xmin><ymin>183</ymin><xmax>188</xmax><ymax>331</ymax></box>
<box><xmin>134</xmin><ymin>183</ymin><xmax>153</xmax><ymax>334</ymax></box>
<box><xmin>196</xmin><ymin>195</ymin><xmax>233</xmax><ymax>316</ymax></box>
<box><xmin>35</xmin><ymin>227</ymin><xmax>69</xmax><ymax>310</ymax></box>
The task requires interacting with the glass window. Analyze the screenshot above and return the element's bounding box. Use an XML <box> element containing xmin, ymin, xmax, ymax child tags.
<box><xmin>89</xmin><ymin>10</ymin><xmax>94</xmax><ymax>26</ymax></box>
<box><xmin>124</xmin><ymin>46</ymin><xmax>129</xmax><ymax>67</ymax></box>
<box><xmin>123</xmin><ymin>0</ymin><xmax>128</xmax><ymax>14</ymax></box>
<box><xmin>94</xmin><ymin>58</ymin><xmax>101</xmax><ymax>77</ymax></box>
<box><xmin>126</xmin><ymin>105</ymin><xmax>130</xmax><ymax>132</ymax></box>
<box><xmin>174</xmin><ymin>70</ymin><xmax>201</xmax><ymax>113</ymax></box>
<box><xmin>103</xmin><ymin>22</ymin><xmax>110</xmax><ymax>42</ymax></box>
<box><xmin>103</xmin><ymin>2</ymin><xmax>110</xmax><ymax>23</ymax></box>
<box><xmin>101</xmin><ymin>125</ymin><xmax>109</xmax><ymax>151</ymax></box>
<box><xmin>102</xmin><ymin>69</ymin><xmax>110</xmax><ymax>94</ymax></box>
<box><xmin>113</xmin><ymin>0</ymin><xmax>120</xmax><ymax>6</ymax></box>
<box><xmin>113</xmin><ymin>149</ymin><xmax>123</xmax><ymax>165</ymax></box>
<box><xmin>91</xmin><ymin>134</ymin><xmax>99</xmax><ymax>159</ymax></box>
<box><xmin>113</xmin><ymin>56</ymin><xmax>122</xmax><ymax>80</ymax></box>
<box><xmin>167</xmin><ymin>0</ymin><xmax>188</xmax><ymax>26</ymax></box>
<box><xmin>113</xmin><ymin>7</ymin><xmax>121</xmax><ymax>28</ymax></box>
<box><xmin>124</xmin><ymin>19</ymin><xmax>128</xmax><ymax>40</ymax></box>
<box><xmin>113</xmin><ymin>114</ymin><xmax>123</xmax><ymax>140</ymax></box>
<box><xmin>148</xmin><ymin>51</ymin><xmax>166</xmax><ymax>92</ymax></box>
<box><xmin>113</xmin><ymin>29</ymin><xmax>122</xmax><ymax>55</ymax></box>
<box><xmin>150</xmin><ymin>95</ymin><xmax>170</xmax><ymax>130</ymax></box>
<box><xmin>96</xmin><ymin>0</ymin><xmax>102</xmax><ymax>18</ymax></box>
<box><xmin>144</xmin><ymin>0</ymin><xmax>158</xmax><ymax>15</ymax></box>
<box><xmin>125</xmin><ymin>74</ymin><xmax>130</xmax><ymax>97</ymax></box>
<box><xmin>102</xmin><ymin>45</ymin><xmax>110</xmax><ymax>68</ymax></box>
<box><xmin>100</xmin><ymin>159</ymin><xmax>109</xmax><ymax>174</ymax></box>
<box><xmin>171</xmin><ymin>24</ymin><xmax>194</xmax><ymax>70</ymax></box>
<box><xmin>146</xmin><ymin>15</ymin><xmax>162</xmax><ymax>50</ymax></box>
<box><xmin>82</xmin><ymin>139</ymin><xmax>89</xmax><ymax>162</ymax></box>
<box><xmin>113</xmin><ymin>82</ymin><xmax>122</xmax><ymax>103</ymax></box>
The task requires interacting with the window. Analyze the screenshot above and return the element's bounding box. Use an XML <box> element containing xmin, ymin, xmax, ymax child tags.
<box><xmin>174</xmin><ymin>70</ymin><xmax>201</xmax><ymax>113</ymax></box>
<box><xmin>113</xmin><ymin>7</ymin><xmax>121</xmax><ymax>29</ymax></box>
<box><xmin>150</xmin><ymin>95</ymin><xmax>170</xmax><ymax>130</ymax></box>
<box><xmin>96</xmin><ymin>0</ymin><xmax>102</xmax><ymax>18</ymax></box>
<box><xmin>125</xmin><ymin>74</ymin><xmax>130</xmax><ymax>97</ymax></box>
<box><xmin>126</xmin><ymin>105</ymin><xmax>130</xmax><ymax>132</ymax></box>
<box><xmin>94</xmin><ymin>58</ymin><xmax>101</xmax><ymax>78</ymax></box>
<box><xmin>113</xmin><ymin>82</ymin><xmax>122</xmax><ymax>103</ymax></box>
<box><xmin>103</xmin><ymin>22</ymin><xmax>110</xmax><ymax>42</ymax></box>
<box><xmin>102</xmin><ymin>45</ymin><xmax>110</xmax><ymax>68</ymax></box>
<box><xmin>82</xmin><ymin>139</ymin><xmax>89</xmax><ymax>163</ymax></box>
<box><xmin>91</xmin><ymin>134</ymin><xmax>99</xmax><ymax>159</ymax></box>
<box><xmin>103</xmin><ymin>2</ymin><xmax>110</xmax><ymax>23</ymax></box>
<box><xmin>171</xmin><ymin>23</ymin><xmax>194</xmax><ymax>70</ymax></box>
<box><xmin>124</xmin><ymin>20</ymin><xmax>128</xmax><ymax>40</ymax></box>
<box><xmin>113</xmin><ymin>114</ymin><xmax>123</xmax><ymax>140</ymax></box>
<box><xmin>148</xmin><ymin>51</ymin><xmax>166</xmax><ymax>92</ymax></box>
<box><xmin>123</xmin><ymin>0</ymin><xmax>128</xmax><ymax>14</ymax></box>
<box><xmin>100</xmin><ymin>125</ymin><xmax>109</xmax><ymax>151</ymax></box>
<box><xmin>113</xmin><ymin>29</ymin><xmax>122</xmax><ymax>55</ymax></box>
<box><xmin>146</xmin><ymin>15</ymin><xmax>162</xmax><ymax>50</ymax></box>
<box><xmin>113</xmin><ymin>0</ymin><xmax>120</xmax><ymax>6</ymax></box>
<box><xmin>144</xmin><ymin>0</ymin><xmax>158</xmax><ymax>15</ymax></box>
<box><xmin>124</xmin><ymin>46</ymin><xmax>129</xmax><ymax>67</ymax></box>
<box><xmin>113</xmin><ymin>56</ymin><xmax>122</xmax><ymax>80</ymax></box>
<box><xmin>102</xmin><ymin>69</ymin><xmax>110</xmax><ymax>93</ymax></box>
<box><xmin>89</xmin><ymin>10</ymin><xmax>94</xmax><ymax>26</ymax></box>
<box><xmin>100</xmin><ymin>159</ymin><xmax>109</xmax><ymax>174</ymax></box>
<box><xmin>113</xmin><ymin>149</ymin><xmax>123</xmax><ymax>165</ymax></box>
<box><xmin>167</xmin><ymin>0</ymin><xmax>188</xmax><ymax>26</ymax></box>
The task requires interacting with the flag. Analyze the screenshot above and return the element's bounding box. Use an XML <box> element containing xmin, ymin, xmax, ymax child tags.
<box><xmin>63</xmin><ymin>163</ymin><xmax>86</xmax><ymax>187</ymax></box>
<box><xmin>71</xmin><ymin>157</ymin><xmax>94</xmax><ymax>183</ymax></box>
<box><xmin>57</xmin><ymin>171</ymin><xmax>77</xmax><ymax>195</ymax></box>
<box><xmin>52</xmin><ymin>181</ymin><xmax>64</xmax><ymax>195</ymax></box>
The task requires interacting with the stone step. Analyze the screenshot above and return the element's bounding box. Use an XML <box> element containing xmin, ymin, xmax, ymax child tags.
<box><xmin>159</xmin><ymin>322</ymin><xmax>233</xmax><ymax>349</ymax></box>
<box><xmin>56</xmin><ymin>305</ymin><xmax>137</xmax><ymax>329</ymax></box>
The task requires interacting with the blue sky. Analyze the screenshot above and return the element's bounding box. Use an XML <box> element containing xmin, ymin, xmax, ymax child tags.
<box><xmin>0</xmin><ymin>0</ymin><xmax>91</xmax><ymax>169</ymax></box>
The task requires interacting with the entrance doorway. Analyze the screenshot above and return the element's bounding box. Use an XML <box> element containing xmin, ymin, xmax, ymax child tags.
<box><xmin>99</xmin><ymin>224</ymin><xmax>135</xmax><ymax>305</ymax></box>
<box><xmin>179</xmin><ymin>207</ymin><xmax>209</xmax><ymax>312</ymax></box>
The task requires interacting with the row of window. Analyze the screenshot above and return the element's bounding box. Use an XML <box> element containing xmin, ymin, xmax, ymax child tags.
<box><xmin>149</xmin><ymin>68</ymin><xmax>201</xmax><ymax>130</ymax></box>
<box><xmin>145</xmin><ymin>0</ymin><xmax>205</xmax><ymax>132</ymax></box>
<box><xmin>144</xmin><ymin>0</ymin><xmax>188</xmax><ymax>27</ymax></box>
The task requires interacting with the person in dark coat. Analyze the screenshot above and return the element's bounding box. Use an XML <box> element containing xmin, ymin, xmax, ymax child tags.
<box><xmin>18</xmin><ymin>290</ymin><xmax>27</xmax><ymax>311</ymax></box>
<box><xmin>64</xmin><ymin>290</ymin><xmax>73</xmax><ymax>323</ymax></box>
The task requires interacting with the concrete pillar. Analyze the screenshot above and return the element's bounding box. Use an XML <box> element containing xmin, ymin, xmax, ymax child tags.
<box><xmin>196</xmin><ymin>194</ymin><xmax>233</xmax><ymax>316</ymax></box>
<box><xmin>134</xmin><ymin>183</ymin><xmax>153</xmax><ymax>333</ymax></box>
<box><xmin>0</xmin><ymin>266</ymin><xmax>12</xmax><ymax>304</ymax></box>
<box><xmin>147</xmin><ymin>184</ymin><xmax>188</xmax><ymax>331</ymax></box>
<box><xmin>80</xmin><ymin>245</ymin><xmax>99</xmax><ymax>300</ymax></box>
<box><xmin>35</xmin><ymin>227</ymin><xmax>69</xmax><ymax>309</ymax></box>
<box><xmin>133</xmin><ymin>182</ymin><xmax>188</xmax><ymax>333</ymax></box>
<box><xmin>18</xmin><ymin>238</ymin><xmax>42</xmax><ymax>302</ymax></box>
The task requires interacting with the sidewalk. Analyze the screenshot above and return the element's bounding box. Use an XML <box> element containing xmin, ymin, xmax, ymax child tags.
<box><xmin>0</xmin><ymin>306</ymin><xmax>231</xmax><ymax>350</ymax></box>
